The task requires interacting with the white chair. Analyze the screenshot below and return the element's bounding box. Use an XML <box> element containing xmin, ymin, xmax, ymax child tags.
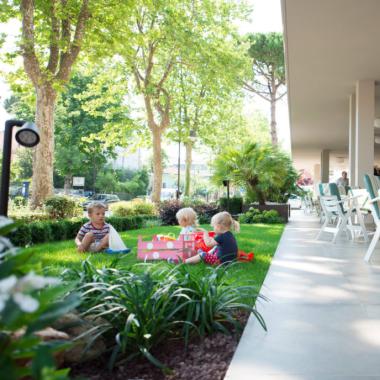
<box><xmin>316</xmin><ymin>195</ymin><xmax>350</xmax><ymax>243</ymax></box>
<box><xmin>328</xmin><ymin>183</ymin><xmax>368</xmax><ymax>243</ymax></box>
<box><xmin>363</xmin><ymin>174</ymin><xmax>380</xmax><ymax>261</ymax></box>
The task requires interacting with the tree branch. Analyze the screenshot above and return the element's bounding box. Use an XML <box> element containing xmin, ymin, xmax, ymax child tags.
<box><xmin>47</xmin><ymin>0</ymin><xmax>60</xmax><ymax>73</ymax></box>
<box><xmin>157</xmin><ymin>57</ymin><xmax>174</xmax><ymax>89</ymax></box>
<box><xmin>20</xmin><ymin>0</ymin><xmax>42</xmax><ymax>87</ymax></box>
<box><xmin>57</xmin><ymin>0</ymin><xmax>90</xmax><ymax>82</ymax></box>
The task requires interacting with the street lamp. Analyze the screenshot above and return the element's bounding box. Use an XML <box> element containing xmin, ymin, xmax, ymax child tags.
<box><xmin>0</xmin><ymin>120</ymin><xmax>40</xmax><ymax>216</ymax></box>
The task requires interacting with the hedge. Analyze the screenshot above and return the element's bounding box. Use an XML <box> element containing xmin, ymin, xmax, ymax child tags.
<box><xmin>8</xmin><ymin>215</ymin><xmax>159</xmax><ymax>247</ymax></box>
<box><xmin>219</xmin><ymin>197</ymin><xmax>243</xmax><ymax>215</ymax></box>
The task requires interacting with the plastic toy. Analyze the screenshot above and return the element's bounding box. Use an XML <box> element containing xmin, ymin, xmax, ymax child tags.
<box><xmin>137</xmin><ymin>234</ymin><xmax>197</xmax><ymax>261</ymax></box>
<box><xmin>237</xmin><ymin>250</ymin><xmax>254</xmax><ymax>262</ymax></box>
<box><xmin>104</xmin><ymin>248</ymin><xmax>131</xmax><ymax>255</ymax></box>
<box><xmin>194</xmin><ymin>231</ymin><xmax>216</xmax><ymax>252</ymax></box>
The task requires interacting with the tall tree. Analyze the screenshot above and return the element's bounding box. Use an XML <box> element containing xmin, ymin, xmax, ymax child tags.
<box><xmin>243</xmin><ymin>33</ymin><xmax>286</xmax><ymax>146</ymax></box>
<box><xmin>2</xmin><ymin>0</ymin><xmax>131</xmax><ymax>207</ymax></box>
<box><xmin>118</xmin><ymin>0</ymin><xmax>247</xmax><ymax>202</ymax></box>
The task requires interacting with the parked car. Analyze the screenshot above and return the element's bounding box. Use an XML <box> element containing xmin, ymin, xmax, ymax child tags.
<box><xmin>82</xmin><ymin>194</ymin><xmax>120</xmax><ymax>209</ymax></box>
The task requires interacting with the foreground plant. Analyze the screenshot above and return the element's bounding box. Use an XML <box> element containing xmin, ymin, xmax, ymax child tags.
<box><xmin>69</xmin><ymin>259</ymin><xmax>267</xmax><ymax>370</ymax></box>
<box><xmin>0</xmin><ymin>218</ymin><xmax>80</xmax><ymax>380</ymax></box>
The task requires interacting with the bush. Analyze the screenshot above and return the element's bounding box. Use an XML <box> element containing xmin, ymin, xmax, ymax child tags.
<box><xmin>219</xmin><ymin>197</ymin><xmax>243</xmax><ymax>214</ymax></box>
<box><xmin>159</xmin><ymin>200</ymin><xmax>219</xmax><ymax>226</ymax></box>
<box><xmin>12</xmin><ymin>195</ymin><xmax>27</xmax><ymax>207</ymax></box>
<box><xmin>65</xmin><ymin>260</ymin><xmax>266</xmax><ymax>369</ymax></box>
<box><xmin>8</xmin><ymin>215</ymin><xmax>158</xmax><ymax>246</ymax></box>
<box><xmin>0</xmin><ymin>219</ymin><xmax>80</xmax><ymax>380</ymax></box>
<box><xmin>110</xmin><ymin>199</ymin><xmax>157</xmax><ymax>217</ymax></box>
<box><xmin>44</xmin><ymin>195</ymin><xmax>82</xmax><ymax>219</ymax></box>
<box><xmin>238</xmin><ymin>207</ymin><xmax>284</xmax><ymax>224</ymax></box>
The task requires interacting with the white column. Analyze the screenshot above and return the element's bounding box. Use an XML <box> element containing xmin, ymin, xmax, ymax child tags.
<box><xmin>355</xmin><ymin>80</ymin><xmax>375</xmax><ymax>187</ymax></box>
<box><xmin>321</xmin><ymin>149</ymin><xmax>330</xmax><ymax>183</ymax></box>
<box><xmin>349</xmin><ymin>94</ymin><xmax>356</xmax><ymax>186</ymax></box>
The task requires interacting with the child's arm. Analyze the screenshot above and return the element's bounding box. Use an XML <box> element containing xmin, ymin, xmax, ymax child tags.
<box><xmin>203</xmin><ymin>231</ymin><xmax>217</xmax><ymax>247</ymax></box>
<box><xmin>75</xmin><ymin>233</ymin><xmax>85</xmax><ymax>252</ymax></box>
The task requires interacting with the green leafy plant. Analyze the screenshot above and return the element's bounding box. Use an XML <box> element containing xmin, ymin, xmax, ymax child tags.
<box><xmin>44</xmin><ymin>196</ymin><xmax>82</xmax><ymax>219</ymax></box>
<box><xmin>0</xmin><ymin>218</ymin><xmax>81</xmax><ymax>380</ymax></box>
<box><xmin>109</xmin><ymin>199</ymin><xmax>157</xmax><ymax>217</ymax></box>
<box><xmin>239</xmin><ymin>208</ymin><xmax>284</xmax><ymax>224</ymax></box>
<box><xmin>65</xmin><ymin>259</ymin><xmax>266</xmax><ymax>370</ymax></box>
<box><xmin>212</xmin><ymin>143</ymin><xmax>299</xmax><ymax>205</ymax></box>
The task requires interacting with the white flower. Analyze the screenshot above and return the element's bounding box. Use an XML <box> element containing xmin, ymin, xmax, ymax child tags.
<box><xmin>13</xmin><ymin>292</ymin><xmax>39</xmax><ymax>313</ymax></box>
<box><xmin>0</xmin><ymin>275</ymin><xmax>17</xmax><ymax>292</ymax></box>
<box><xmin>17</xmin><ymin>272</ymin><xmax>60</xmax><ymax>291</ymax></box>
<box><xmin>0</xmin><ymin>294</ymin><xmax>10</xmax><ymax>312</ymax></box>
<box><xmin>0</xmin><ymin>272</ymin><xmax>60</xmax><ymax>314</ymax></box>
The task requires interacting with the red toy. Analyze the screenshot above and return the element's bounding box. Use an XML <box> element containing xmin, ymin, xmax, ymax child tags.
<box><xmin>194</xmin><ymin>231</ymin><xmax>216</xmax><ymax>252</ymax></box>
<box><xmin>238</xmin><ymin>250</ymin><xmax>254</xmax><ymax>262</ymax></box>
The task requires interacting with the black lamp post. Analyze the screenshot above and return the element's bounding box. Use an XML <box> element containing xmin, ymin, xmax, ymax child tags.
<box><xmin>222</xmin><ymin>179</ymin><xmax>230</xmax><ymax>212</ymax></box>
<box><xmin>0</xmin><ymin>120</ymin><xmax>40</xmax><ymax>216</ymax></box>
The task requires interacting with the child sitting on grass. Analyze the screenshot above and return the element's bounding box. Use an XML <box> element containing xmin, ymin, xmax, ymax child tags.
<box><xmin>75</xmin><ymin>202</ymin><xmax>110</xmax><ymax>253</ymax></box>
<box><xmin>185</xmin><ymin>211</ymin><xmax>239</xmax><ymax>265</ymax></box>
<box><xmin>176</xmin><ymin>207</ymin><xmax>198</xmax><ymax>235</ymax></box>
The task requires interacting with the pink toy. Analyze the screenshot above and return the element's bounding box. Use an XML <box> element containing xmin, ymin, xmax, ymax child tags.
<box><xmin>137</xmin><ymin>234</ymin><xmax>197</xmax><ymax>262</ymax></box>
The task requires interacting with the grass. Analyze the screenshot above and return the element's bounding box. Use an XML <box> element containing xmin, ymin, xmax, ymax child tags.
<box><xmin>25</xmin><ymin>224</ymin><xmax>285</xmax><ymax>291</ymax></box>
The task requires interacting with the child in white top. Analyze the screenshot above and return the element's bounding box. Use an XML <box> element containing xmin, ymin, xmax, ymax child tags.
<box><xmin>176</xmin><ymin>207</ymin><xmax>197</xmax><ymax>234</ymax></box>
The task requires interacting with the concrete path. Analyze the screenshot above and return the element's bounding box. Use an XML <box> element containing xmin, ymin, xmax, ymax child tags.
<box><xmin>225</xmin><ymin>211</ymin><xmax>380</xmax><ymax>380</ymax></box>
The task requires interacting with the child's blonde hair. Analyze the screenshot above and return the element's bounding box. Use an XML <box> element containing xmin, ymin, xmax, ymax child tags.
<box><xmin>176</xmin><ymin>207</ymin><xmax>197</xmax><ymax>226</ymax></box>
<box><xmin>211</xmin><ymin>211</ymin><xmax>240</xmax><ymax>232</ymax></box>
<box><xmin>87</xmin><ymin>202</ymin><xmax>107</xmax><ymax>214</ymax></box>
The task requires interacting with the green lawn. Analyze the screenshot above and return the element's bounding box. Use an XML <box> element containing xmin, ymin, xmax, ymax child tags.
<box><xmin>25</xmin><ymin>224</ymin><xmax>284</xmax><ymax>290</ymax></box>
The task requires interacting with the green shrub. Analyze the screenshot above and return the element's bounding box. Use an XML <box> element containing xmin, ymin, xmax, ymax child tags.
<box><xmin>44</xmin><ymin>195</ymin><xmax>82</xmax><ymax>219</ymax></box>
<box><xmin>219</xmin><ymin>197</ymin><xmax>243</xmax><ymax>214</ymax></box>
<box><xmin>238</xmin><ymin>207</ymin><xmax>284</xmax><ymax>224</ymax></box>
<box><xmin>110</xmin><ymin>200</ymin><xmax>157</xmax><ymax>217</ymax></box>
<box><xmin>8</xmin><ymin>215</ymin><xmax>158</xmax><ymax>246</ymax></box>
<box><xmin>12</xmin><ymin>195</ymin><xmax>27</xmax><ymax>207</ymax></box>
<box><xmin>159</xmin><ymin>200</ymin><xmax>219</xmax><ymax>225</ymax></box>
<box><xmin>109</xmin><ymin>201</ymin><xmax>134</xmax><ymax>216</ymax></box>
<box><xmin>0</xmin><ymin>219</ymin><xmax>80</xmax><ymax>380</ymax></box>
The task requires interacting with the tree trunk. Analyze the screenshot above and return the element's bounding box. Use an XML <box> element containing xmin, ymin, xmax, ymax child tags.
<box><xmin>184</xmin><ymin>141</ymin><xmax>192</xmax><ymax>196</ymax></box>
<box><xmin>270</xmin><ymin>95</ymin><xmax>278</xmax><ymax>146</ymax></box>
<box><xmin>31</xmin><ymin>85</ymin><xmax>56</xmax><ymax>208</ymax></box>
<box><xmin>64</xmin><ymin>174</ymin><xmax>72</xmax><ymax>195</ymax></box>
<box><xmin>151</xmin><ymin>128</ymin><xmax>163</xmax><ymax>203</ymax></box>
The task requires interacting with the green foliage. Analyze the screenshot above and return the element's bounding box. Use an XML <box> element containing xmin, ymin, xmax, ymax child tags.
<box><xmin>63</xmin><ymin>259</ymin><xmax>266</xmax><ymax>369</ymax></box>
<box><xmin>212</xmin><ymin>143</ymin><xmax>299</xmax><ymax>205</ymax></box>
<box><xmin>43</xmin><ymin>196</ymin><xmax>82</xmax><ymax>220</ymax></box>
<box><xmin>0</xmin><ymin>219</ymin><xmax>80</xmax><ymax>380</ymax></box>
<box><xmin>110</xmin><ymin>200</ymin><xmax>157</xmax><ymax>217</ymax></box>
<box><xmin>8</xmin><ymin>216</ymin><xmax>157</xmax><ymax>247</ymax></box>
<box><xmin>239</xmin><ymin>208</ymin><xmax>284</xmax><ymax>224</ymax></box>
<box><xmin>219</xmin><ymin>197</ymin><xmax>243</xmax><ymax>214</ymax></box>
<box><xmin>159</xmin><ymin>200</ymin><xmax>219</xmax><ymax>225</ymax></box>
<box><xmin>247</xmin><ymin>33</ymin><xmax>285</xmax><ymax>83</ymax></box>
<box><xmin>12</xmin><ymin>196</ymin><xmax>27</xmax><ymax>208</ymax></box>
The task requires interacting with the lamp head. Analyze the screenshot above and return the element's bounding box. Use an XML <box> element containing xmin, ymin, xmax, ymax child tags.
<box><xmin>15</xmin><ymin>122</ymin><xmax>40</xmax><ymax>147</ymax></box>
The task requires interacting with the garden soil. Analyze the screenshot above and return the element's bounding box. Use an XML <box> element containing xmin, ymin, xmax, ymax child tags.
<box><xmin>70</xmin><ymin>312</ymin><xmax>248</xmax><ymax>380</ymax></box>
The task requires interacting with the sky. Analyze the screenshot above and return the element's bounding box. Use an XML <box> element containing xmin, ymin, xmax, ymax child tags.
<box><xmin>0</xmin><ymin>0</ymin><xmax>290</xmax><ymax>152</ymax></box>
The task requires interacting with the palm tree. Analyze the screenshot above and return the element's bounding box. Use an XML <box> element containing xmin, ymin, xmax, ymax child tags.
<box><xmin>212</xmin><ymin>143</ymin><xmax>298</xmax><ymax>205</ymax></box>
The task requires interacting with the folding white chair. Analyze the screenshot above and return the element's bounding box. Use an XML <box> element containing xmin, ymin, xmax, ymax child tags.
<box><xmin>316</xmin><ymin>195</ymin><xmax>350</xmax><ymax>243</ymax></box>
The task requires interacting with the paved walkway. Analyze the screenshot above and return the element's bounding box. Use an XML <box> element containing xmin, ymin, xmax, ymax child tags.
<box><xmin>225</xmin><ymin>211</ymin><xmax>380</xmax><ymax>380</ymax></box>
